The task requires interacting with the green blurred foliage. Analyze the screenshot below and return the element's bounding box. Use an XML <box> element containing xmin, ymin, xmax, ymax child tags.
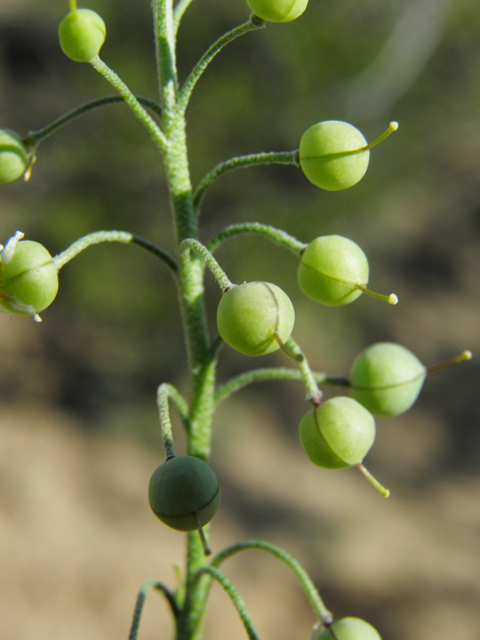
<box><xmin>1</xmin><ymin>1</ymin><xmax>480</xmax><ymax>636</ymax></box>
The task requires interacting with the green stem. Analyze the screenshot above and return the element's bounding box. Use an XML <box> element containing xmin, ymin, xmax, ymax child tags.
<box><xmin>159</xmin><ymin>382</ymin><xmax>190</xmax><ymax>425</ymax></box>
<box><xmin>153</xmin><ymin>0</ymin><xmax>178</xmax><ymax>108</ymax></box>
<box><xmin>426</xmin><ymin>349</ymin><xmax>473</xmax><ymax>374</ymax></box>
<box><xmin>207</xmin><ymin>222</ymin><xmax>305</xmax><ymax>255</ymax></box>
<box><xmin>52</xmin><ymin>230</ymin><xmax>178</xmax><ymax>274</ymax></box>
<box><xmin>178</xmin><ymin>19</ymin><xmax>266</xmax><ymax>115</ymax></box>
<box><xmin>214</xmin><ymin>368</ymin><xmax>349</xmax><ymax>406</ymax></box>
<box><xmin>157</xmin><ymin>383</ymin><xmax>190</xmax><ymax>457</ymax></box>
<box><xmin>161</xmin><ymin>93</ymin><xmax>214</xmax><ymax>640</ymax></box>
<box><xmin>152</xmin><ymin>5</ymin><xmax>228</xmax><ymax>638</ymax></box>
<box><xmin>194</xmin><ymin>151</ymin><xmax>298</xmax><ymax>210</ymax></box>
<box><xmin>211</xmin><ymin>540</ymin><xmax>333</xmax><ymax>625</ymax></box>
<box><xmin>24</xmin><ymin>95</ymin><xmax>162</xmax><ymax>147</ymax></box>
<box><xmin>89</xmin><ymin>56</ymin><xmax>168</xmax><ymax>152</ymax></box>
<box><xmin>180</xmin><ymin>239</ymin><xmax>233</xmax><ymax>292</ymax></box>
<box><xmin>356</xmin><ymin>464</ymin><xmax>390</xmax><ymax>499</ymax></box>
<box><xmin>131</xmin><ymin>236</ymin><xmax>179</xmax><ymax>272</ymax></box>
<box><xmin>128</xmin><ymin>580</ymin><xmax>180</xmax><ymax>640</ymax></box>
<box><xmin>277</xmin><ymin>337</ymin><xmax>323</xmax><ymax>404</ymax></box>
<box><xmin>173</xmin><ymin>0</ymin><xmax>196</xmax><ymax>35</ymax></box>
<box><xmin>192</xmin><ymin>567</ymin><xmax>261</xmax><ymax>640</ymax></box>
<box><xmin>322</xmin><ymin>121</ymin><xmax>399</xmax><ymax>160</ymax></box>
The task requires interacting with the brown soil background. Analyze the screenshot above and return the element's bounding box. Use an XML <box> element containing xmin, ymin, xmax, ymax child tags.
<box><xmin>1</xmin><ymin>316</ymin><xmax>479</xmax><ymax>640</ymax></box>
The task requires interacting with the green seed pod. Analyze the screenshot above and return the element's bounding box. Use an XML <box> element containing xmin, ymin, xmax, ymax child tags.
<box><xmin>59</xmin><ymin>8</ymin><xmax>106</xmax><ymax>62</ymax></box>
<box><xmin>299</xmin><ymin>120</ymin><xmax>369</xmax><ymax>191</ymax></box>
<box><xmin>0</xmin><ymin>129</ymin><xmax>28</xmax><ymax>184</ymax></box>
<box><xmin>350</xmin><ymin>342</ymin><xmax>426</xmax><ymax>417</ymax></box>
<box><xmin>298</xmin><ymin>235</ymin><xmax>368</xmax><ymax>306</ymax></box>
<box><xmin>148</xmin><ymin>456</ymin><xmax>221</xmax><ymax>532</ymax></box>
<box><xmin>246</xmin><ymin>0</ymin><xmax>308</xmax><ymax>22</ymax></box>
<box><xmin>217</xmin><ymin>281</ymin><xmax>295</xmax><ymax>356</ymax></box>
<box><xmin>299</xmin><ymin>396</ymin><xmax>376</xmax><ymax>469</ymax></box>
<box><xmin>0</xmin><ymin>240</ymin><xmax>59</xmax><ymax>317</ymax></box>
<box><xmin>316</xmin><ymin>617</ymin><xmax>382</xmax><ymax>640</ymax></box>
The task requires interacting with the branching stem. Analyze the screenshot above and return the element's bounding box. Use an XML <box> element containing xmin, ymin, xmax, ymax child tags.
<box><xmin>192</xmin><ymin>567</ymin><xmax>261</xmax><ymax>640</ymax></box>
<box><xmin>52</xmin><ymin>230</ymin><xmax>178</xmax><ymax>274</ymax></box>
<box><xmin>211</xmin><ymin>540</ymin><xmax>333</xmax><ymax>625</ymax></box>
<box><xmin>178</xmin><ymin>19</ymin><xmax>266</xmax><ymax>115</ymax></box>
<box><xmin>128</xmin><ymin>580</ymin><xmax>180</xmax><ymax>640</ymax></box>
<box><xmin>157</xmin><ymin>383</ymin><xmax>190</xmax><ymax>456</ymax></box>
<box><xmin>214</xmin><ymin>368</ymin><xmax>349</xmax><ymax>406</ymax></box>
<box><xmin>207</xmin><ymin>222</ymin><xmax>305</xmax><ymax>255</ymax></box>
<box><xmin>180</xmin><ymin>239</ymin><xmax>233</xmax><ymax>292</ymax></box>
<box><xmin>194</xmin><ymin>151</ymin><xmax>298</xmax><ymax>210</ymax></box>
<box><xmin>89</xmin><ymin>56</ymin><xmax>168</xmax><ymax>152</ymax></box>
<box><xmin>24</xmin><ymin>95</ymin><xmax>162</xmax><ymax>147</ymax></box>
<box><xmin>276</xmin><ymin>337</ymin><xmax>323</xmax><ymax>404</ymax></box>
<box><xmin>173</xmin><ymin>0</ymin><xmax>196</xmax><ymax>35</ymax></box>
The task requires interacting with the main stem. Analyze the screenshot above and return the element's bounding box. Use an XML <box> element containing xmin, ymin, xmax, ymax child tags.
<box><xmin>154</xmin><ymin>2</ymin><xmax>215</xmax><ymax>639</ymax></box>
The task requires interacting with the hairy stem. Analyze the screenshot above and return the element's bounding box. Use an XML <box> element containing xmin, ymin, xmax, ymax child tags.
<box><xmin>278</xmin><ymin>337</ymin><xmax>323</xmax><ymax>404</ymax></box>
<box><xmin>207</xmin><ymin>222</ymin><xmax>305</xmax><ymax>255</ymax></box>
<box><xmin>214</xmin><ymin>368</ymin><xmax>349</xmax><ymax>406</ymax></box>
<box><xmin>157</xmin><ymin>383</ymin><xmax>190</xmax><ymax>457</ymax></box>
<box><xmin>194</xmin><ymin>151</ymin><xmax>298</xmax><ymax>210</ymax></box>
<box><xmin>178</xmin><ymin>19</ymin><xmax>266</xmax><ymax>115</ymax></box>
<box><xmin>24</xmin><ymin>95</ymin><xmax>162</xmax><ymax>146</ymax></box>
<box><xmin>128</xmin><ymin>580</ymin><xmax>180</xmax><ymax>640</ymax></box>
<box><xmin>52</xmin><ymin>230</ymin><xmax>178</xmax><ymax>274</ymax></box>
<box><xmin>89</xmin><ymin>56</ymin><xmax>168</xmax><ymax>151</ymax></box>
<box><xmin>192</xmin><ymin>567</ymin><xmax>261</xmax><ymax>640</ymax></box>
<box><xmin>180</xmin><ymin>239</ymin><xmax>233</xmax><ymax>292</ymax></box>
<box><xmin>211</xmin><ymin>540</ymin><xmax>333</xmax><ymax>625</ymax></box>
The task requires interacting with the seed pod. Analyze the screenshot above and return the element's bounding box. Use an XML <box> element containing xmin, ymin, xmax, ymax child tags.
<box><xmin>315</xmin><ymin>617</ymin><xmax>382</xmax><ymax>640</ymax></box>
<box><xmin>59</xmin><ymin>8</ymin><xmax>106</xmax><ymax>62</ymax></box>
<box><xmin>350</xmin><ymin>342</ymin><xmax>426</xmax><ymax>417</ymax></box>
<box><xmin>0</xmin><ymin>129</ymin><xmax>28</xmax><ymax>184</ymax></box>
<box><xmin>298</xmin><ymin>235</ymin><xmax>368</xmax><ymax>306</ymax></box>
<box><xmin>217</xmin><ymin>281</ymin><xmax>295</xmax><ymax>356</ymax></box>
<box><xmin>0</xmin><ymin>240</ymin><xmax>58</xmax><ymax>317</ymax></box>
<box><xmin>299</xmin><ymin>396</ymin><xmax>375</xmax><ymax>469</ymax></box>
<box><xmin>148</xmin><ymin>455</ymin><xmax>221</xmax><ymax>532</ymax></box>
<box><xmin>299</xmin><ymin>121</ymin><xmax>369</xmax><ymax>191</ymax></box>
<box><xmin>246</xmin><ymin>0</ymin><xmax>308</xmax><ymax>22</ymax></box>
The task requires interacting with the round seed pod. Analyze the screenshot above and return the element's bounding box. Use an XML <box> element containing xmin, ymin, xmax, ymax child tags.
<box><xmin>299</xmin><ymin>120</ymin><xmax>369</xmax><ymax>191</ymax></box>
<box><xmin>299</xmin><ymin>397</ymin><xmax>376</xmax><ymax>469</ymax></box>
<box><xmin>59</xmin><ymin>8</ymin><xmax>106</xmax><ymax>62</ymax></box>
<box><xmin>246</xmin><ymin>0</ymin><xmax>308</xmax><ymax>22</ymax></box>
<box><xmin>0</xmin><ymin>129</ymin><xmax>28</xmax><ymax>184</ymax></box>
<box><xmin>217</xmin><ymin>281</ymin><xmax>295</xmax><ymax>356</ymax></box>
<box><xmin>350</xmin><ymin>342</ymin><xmax>426</xmax><ymax>417</ymax></box>
<box><xmin>316</xmin><ymin>617</ymin><xmax>382</xmax><ymax>640</ymax></box>
<box><xmin>148</xmin><ymin>456</ymin><xmax>221</xmax><ymax>532</ymax></box>
<box><xmin>298</xmin><ymin>235</ymin><xmax>368</xmax><ymax>306</ymax></box>
<box><xmin>0</xmin><ymin>240</ymin><xmax>58</xmax><ymax>316</ymax></box>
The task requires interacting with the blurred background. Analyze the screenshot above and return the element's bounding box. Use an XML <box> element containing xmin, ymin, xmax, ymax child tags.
<box><xmin>1</xmin><ymin>0</ymin><xmax>479</xmax><ymax>638</ymax></box>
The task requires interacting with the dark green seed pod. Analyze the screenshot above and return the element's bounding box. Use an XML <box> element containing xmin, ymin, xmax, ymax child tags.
<box><xmin>217</xmin><ymin>281</ymin><xmax>295</xmax><ymax>356</ymax></box>
<box><xmin>350</xmin><ymin>342</ymin><xmax>426</xmax><ymax>417</ymax></box>
<box><xmin>316</xmin><ymin>617</ymin><xmax>382</xmax><ymax>640</ymax></box>
<box><xmin>0</xmin><ymin>129</ymin><xmax>28</xmax><ymax>184</ymax></box>
<box><xmin>148</xmin><ymin>456</ymin><xmax>221</xmax><ymax>532</ymax></box>
<box><xmin>59</xmin><ymin>8</ymin><xmax>106</xmax><ymax>62</ymax></box>
<box><xmin>0</xmin><ymin>240</ymin><xmax>58</xmax><ymax>316</ymax></box>
<box><xmin>299</xmin><ymin>396</ymin><xmax>376</xmax><ymax>469</ymax></box>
